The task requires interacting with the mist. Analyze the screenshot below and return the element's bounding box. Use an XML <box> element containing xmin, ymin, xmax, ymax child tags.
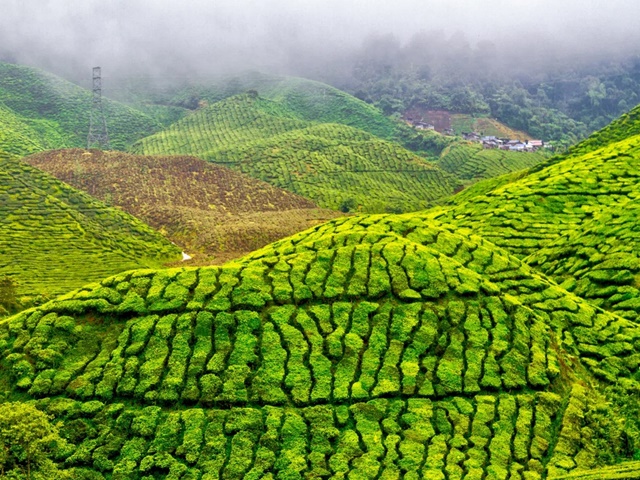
<box><xmin>2</xmin><ymin>0</ymin><xmax>640</xmax><ymax>87</ymax></box>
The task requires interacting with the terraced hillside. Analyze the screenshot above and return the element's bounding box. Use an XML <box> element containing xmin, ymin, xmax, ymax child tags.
<box><xmin>0</xmin><ymin>62</ymin><xmax>162</xmax><ymax>151</ymax></box>
<box><xmin>0</xmin><ymin>151</ymin><xmax>180</xmax><ymax>304</ymax></box>
<box><xmin>429</xmin><ymin>106</ymin><xmax>640</xmax><ymax>325</ymax></box>
<box><xmin>25</xmin><ymin>149</ymin><xmax>340</xmax><ymax>261</ymax></box>
<box><xmin>132</xmin><ymin>93</ymin><xmax>461</xmax><ymax>212</ymax></box>
<box><xmin>437</xmin><ymin>142</ymin><xmax>547</xmax><ymax>182</ymax></box>
<box><xmin>549</xmin><ymin>461</ymin><xmax>640</xmax><ymax>479</ymax></box>
<box><xmin>1</xmin><ymin>214</ymin><xmax>639</xmax><ymax>478</ymax></box>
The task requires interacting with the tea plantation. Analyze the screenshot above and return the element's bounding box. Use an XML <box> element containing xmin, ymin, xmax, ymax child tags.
<box><xmin>3</xmin><ymin>63</ymin><xmax>640</xmax><ymax>479</ymax></box>
<box><xmin>1</xmin><ymin>213</ymin><xmax>639</xmax><ymax>478</ymax></box>
<box><xmin>0</xmin><ymin>151</ymin><xmax>181</xmax><ymax>304</ymax></box>
<box><xmin>436</xmin><ymin>143</ymin><xmax>548</xmax><ymax>183</ymax></box>
<box><xmin>131</xmin><ymin>94</ymin><xmax>462</xmax><ymax>212</ymax></box>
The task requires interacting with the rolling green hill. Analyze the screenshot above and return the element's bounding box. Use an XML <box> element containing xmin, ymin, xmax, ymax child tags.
<box><xmin>436</xmin><ymin>142</ymin><xmax>548</xmax><ymax>182</ymax></box>
<box><xmin>1</xmin><ymin>213</ymin><xmax>638</xmax><ymax>478</ymax></box>
<box><xmin>119</xmin><ymin>71</ymin><xmax>403</xmax><ymax>141</ymax></box>
<box><xmin>25</xmin><ymin>149</ymin><xmax>340</xmax><ymax>262</ymax></box>
<box><xmin>132</xmin><ymin>93</ymin><xmax>461</xmax><ymax>212</ymax></box>
<box><xmin>0</xmin><ymin>151</ymin><xmax>181</xmax><ymax>306</ymax></box>
<box><xmin>0</xmin><ymin>62</ymin><xmax>162</xmax><ymax>151</ymax></box>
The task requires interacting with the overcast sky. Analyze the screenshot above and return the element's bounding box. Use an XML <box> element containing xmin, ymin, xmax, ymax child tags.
<box><xmin>2</xmin><ymin>0</ymin><xmax>640</xmax><ymax>83</ymax></box>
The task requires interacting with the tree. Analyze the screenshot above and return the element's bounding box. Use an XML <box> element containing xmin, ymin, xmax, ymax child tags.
<box><xmin>0</xmin><ymin>403</ymin><xmax>66</xmax><ymax>479</ymax></box>
<box><xmin>339</xmin><ymin>198</ymin><xmax>357</xmax><ymax>213</ymax></box>
<box><xmin>0</xmin><ymin>276</ymin><xmax>19</xmax><ymax>315</ymax></box>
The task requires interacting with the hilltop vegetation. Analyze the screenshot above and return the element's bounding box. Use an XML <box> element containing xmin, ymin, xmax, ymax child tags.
<box><xmin>1</xmin><ymin>210</ymin><xmax>639</xmax><ymax>478</ymax></box>
<box><xmin>131</xmin><ymin>93</ymin><xmax>462</xmax><ymax>212</ymax></box>
<box><xmin>0</xmin><ymin>62</ymin><xmax>162</xmax><ymax>151</ymax></box>
<box><xmin>116</xmin><ymin>72</ymin><xmax>404</xmax><ymax>141</ymax></box>
<box><xmin>0</xmin><ymin>151</ymin><xmax>180</xmax><ymax>307</ymax></box>
<box><xmin>25</xmin><ymin>149</ymin><xmax>340</xmax><ymax>261</ymax></box>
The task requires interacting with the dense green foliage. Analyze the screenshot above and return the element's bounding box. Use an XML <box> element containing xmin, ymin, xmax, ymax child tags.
<box><xmin>0</xmin><ymin>62</ymin><xmax>162</xmax><ymax>151</ymax></box>
<box><xmin>0</xmin><ymin>402</ymin><xmax>67</xmax><ymax>479</ymax></box>
<box><xmin>25</xmin><ymin>149</ymin><xmax>340</xmax><ymax>260</ymax></box>
<box><xmin>132</xmin><ymin>94</ymin><xmax>462</xmax><ymax>212</ymax></box>
<box><xmin>0</xmin><ymin>152</ymin><xmax>180</xmax><ymax>303</ymax></box>
<box><xmin>337</xmin><ymin>39</ymin><xmax>640</xmax><ymax>145</ymax></box>
<box><xmin>1</xmin><ymin>212</ymin><xmax>639</xmax><ymax>478</ymax></box>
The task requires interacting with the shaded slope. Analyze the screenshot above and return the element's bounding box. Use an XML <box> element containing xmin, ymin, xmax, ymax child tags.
<box><xmin>0</xmin><ymin>152</ymin><xmax>180</xmax><ymax>300</ymax></box>
<box><xmin>0</xmin><ymin>62</ymin><xmax>161</xmax><ymax>150</ymax></box>
<box><xmin>0</xmin><ymin>102</ymin><xmax>50</xmax><ymax>156</ymax></box>
<box><xmin>25</xmin><ymin>149</ymin><xmax>340</xmax><ymax>260</ymax></box>
<box><xmin>1</xmin><ymin>215</ymin><xmax>639</xmax><ymax>478</ymax></box>
<box><xmin>132</xmin><ymin>94</ymin><xmax>460</xmax><ymax>212</ymax></box>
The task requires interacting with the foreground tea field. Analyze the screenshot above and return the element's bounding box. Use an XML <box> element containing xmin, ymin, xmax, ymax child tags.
<box><xmin>0</xmin><ymin>152</ymin><xmax>180</xmax><ymax>304</ymax></box>
<box><xmin>2</xmin><ymin>215</ymin><xmax>639</xmax><ymax>478</ymax></box>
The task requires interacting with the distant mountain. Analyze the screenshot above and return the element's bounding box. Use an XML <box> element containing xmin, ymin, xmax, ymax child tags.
<box><xmin>25</xmin><ymin>149</ymin><xmax>340</xmax><ymax>261</ymax></box>
<box><xmin>0</xmin><ymin>151</ymin><xmax>180</xmax><ymax>303</ymax></box>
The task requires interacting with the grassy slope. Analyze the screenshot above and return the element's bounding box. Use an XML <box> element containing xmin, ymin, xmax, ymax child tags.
<box><xmin>437</xmin><ymin>142</ymin><xmax>548</xmax><ymax>182</ymax></box>
<box><xmin>2</xmin><ymin>214</ymin><xmax>639</xmax><ymax>478</ymax></box>
<box><xmin>0</xmin><ymin>151</ymin><xmax>180</xmax><ymax>300</ymax></box>
<box><xmin>132</xmin><ymin>94</ymin><xmax>461</xmax><ymax>212</ymax></box>
<box><xmin>451</xmin><ymin>114</ymin><xmax>533</xmax><ymax>140</ymax></box>
<box><xmin>25</xmin><ymin>149</ymin><xmax>340</xmax><ymax>260</ymax></box>
<box><xmin>549</xmin><ymin>461</ymin><xmax>640</xmax><ymax>479</ymax></box>
<box><xmin>0</xmin><ymin>62</ymin><xmax>162</xmax><ymax>151</ymax></box>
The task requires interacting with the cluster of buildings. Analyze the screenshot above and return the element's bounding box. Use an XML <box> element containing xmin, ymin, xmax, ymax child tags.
<box><xmin>462</xmin><ymin>133</ymin><xmax>548</xmax><ymax>152</ymax></box>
